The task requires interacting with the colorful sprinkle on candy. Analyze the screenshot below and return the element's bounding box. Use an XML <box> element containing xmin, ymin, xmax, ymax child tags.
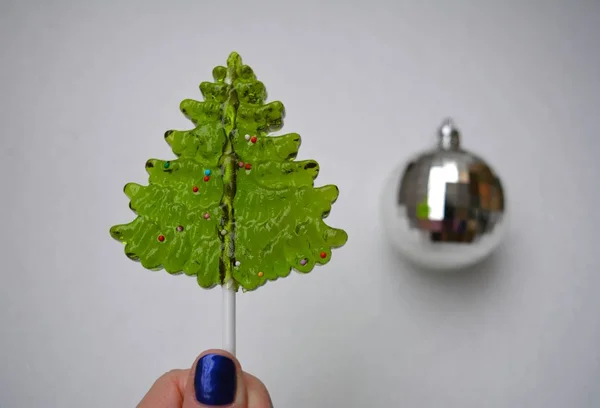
<box><xmin>258</xmin><ymin>271</ymin><xmax>264</xmax><ymax>277</ymax></box>
<box><xmin>163</xmin><ymin>161</ymin><xmax>170</xmax><ymax>169</ymax></box>
<box><xmin>176</xmin><ymin>225</ymin><xmax>184</xmax><ymax>232</ymax></box>
<box><xmin>300</xmin><ymin>258</ymin><xmax>307</xmax><ymax>266</ymax></box>
<box><xmin>221</xmin><ymin>229</ymin><xmax>227</xmax><ymax>236</ymax></box>
<box><xmin>238</xmin><ymin>161</ymin><xmax>244</xmax><ymax>167</ymax></box>
<box><xmin>245</xmin><ymin>163</ymin><xmax>252</xmax><ymax>170</ymax></box>
<box><xmin>203</xmin><ymin>176</ymin><xmax>210</xmax><ymax>182</ymax></box>
<box><xmin>204</xmin><ymin>169</ymin><xmax>211</xmax><ymax>176</ymax></box>
<box><xmin>158</xmin><ymin>235</ymin><xmax>165</xmax><ymax>242</ymax></box>
<box><xmin>192</xmin><ymin>186</ymin><xmax>199</xmax><ymax>193</ymax></box>
<box><xmin>234</xmin><ymin>261</ymin><xmax>241</xmax><ymax>267</ymax></box>
<box><xmin>250</xmin><ymin>136</ymin><xmax>257</xmax><ymax>143</ymax></box>
<box><xmin>244</xmin><ymin>134</ymin><xmax>250</xmax><ymax>141</ymax></box>
<box><xmin>320</xmin><ymin>252</ymin><xmax>327</xmax><ymax>259</ymax></box>
<box><xmin>204</xmin><ymin>213</ymin><xmax>210</xmax><ymax>219</ymax></box>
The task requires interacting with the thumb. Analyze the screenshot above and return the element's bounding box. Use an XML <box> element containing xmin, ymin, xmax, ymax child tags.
<box><xmin>182</xmin><ymin>349</ymin><xmax>272</xmax><ymax>407</ymax></box>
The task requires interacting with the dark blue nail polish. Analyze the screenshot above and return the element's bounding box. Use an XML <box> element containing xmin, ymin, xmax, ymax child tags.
<box><xmin>194</xmin><ymin>354</ymin><xmax>237</xmax><ymax>405</ymax></box>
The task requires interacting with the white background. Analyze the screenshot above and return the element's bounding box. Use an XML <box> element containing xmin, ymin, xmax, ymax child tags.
<box><xmin>1</xmin><ymin>1</ymin><xmax>599</xmax><ymax>407</ymax></box>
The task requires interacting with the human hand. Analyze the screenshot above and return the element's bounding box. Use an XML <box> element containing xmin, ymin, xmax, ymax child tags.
<box><xmin>137</xmin><ymin>349</ymin><xmax>272</xmax><ymax>407</ymax></box>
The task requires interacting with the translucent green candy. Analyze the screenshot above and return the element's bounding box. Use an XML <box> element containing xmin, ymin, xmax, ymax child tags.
<box><xmin>110</xmin><ymin>52</ymin><xmax>348</xmax><ymax>291</ymax></box>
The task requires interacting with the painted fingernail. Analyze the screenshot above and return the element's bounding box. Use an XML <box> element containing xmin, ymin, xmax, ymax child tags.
<box><xmin>194</xmin><ymin>354</ymin><xmax>237</xmax><ymax>406</ymax></box>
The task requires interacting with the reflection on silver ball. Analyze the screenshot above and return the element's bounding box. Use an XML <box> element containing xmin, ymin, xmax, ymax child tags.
<box><xmin>381</xmin><ymin>119</ymin><xmax>508</xmax><ymax>270</ymax></box>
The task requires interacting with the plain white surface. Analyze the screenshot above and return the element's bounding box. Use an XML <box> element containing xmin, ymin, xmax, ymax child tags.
<box><xmin>1</xmin><ymin>1</ymin><xmax>600</xmax><ymax>407</ymax></box>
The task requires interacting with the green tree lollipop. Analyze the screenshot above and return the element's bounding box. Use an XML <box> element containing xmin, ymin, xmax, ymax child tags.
<box><xmin>110</xmin><ymin>52</ymin><xmax>348</xmax><ymax>352</ymax></box>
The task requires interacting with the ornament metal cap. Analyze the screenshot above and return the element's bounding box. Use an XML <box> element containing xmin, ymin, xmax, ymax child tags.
<box><xmin>437</xmin><ymin>118</ymin><xmax>461</xmax><ymax>150</ymax></box>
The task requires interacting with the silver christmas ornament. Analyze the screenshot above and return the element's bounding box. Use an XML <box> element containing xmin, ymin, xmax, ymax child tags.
<box><xmin>381</xmin><ymin>118</ymin><xmax>507</xmax><ymax>270</ymax></box>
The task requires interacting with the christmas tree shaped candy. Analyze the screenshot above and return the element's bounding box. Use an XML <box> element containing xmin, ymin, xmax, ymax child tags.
<box><xmin>110</xmin><ymin>52</ymin><xmax>348</xmax><ymax>352</ymax></box>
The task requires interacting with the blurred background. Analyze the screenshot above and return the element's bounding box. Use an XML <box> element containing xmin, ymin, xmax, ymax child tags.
<box><xmin>1</xmin><ymin>1</ymin><xmax>599</xmax><ymax>407</ymax></box>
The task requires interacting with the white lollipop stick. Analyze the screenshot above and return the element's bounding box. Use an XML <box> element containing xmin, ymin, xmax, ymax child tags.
<box><xmin>222</xmin><ymin>282</ymin><xmax>236</xmax><ymax>355</ymax></box>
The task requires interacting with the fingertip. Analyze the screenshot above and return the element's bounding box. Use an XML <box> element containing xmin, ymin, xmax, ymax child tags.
<box><xmin>244</xmin><ymin>372</ymin><xmax>273</xmax><ymax>407</ymax></box>
<box><xmin>160</xmin><ymin>368</ymin><xmax>189</xmax><ymax>385</ymax></box>
<box><xmin>137</xmin><ymin>369</ymin><xmax>188</xmax><ymax>408</ymax></box>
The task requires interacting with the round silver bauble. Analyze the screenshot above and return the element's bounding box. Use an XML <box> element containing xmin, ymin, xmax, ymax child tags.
<box><xmin>381</xmin><ymin>118</ymin><xmax>507</xmax><ymax>270</ymax></box>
